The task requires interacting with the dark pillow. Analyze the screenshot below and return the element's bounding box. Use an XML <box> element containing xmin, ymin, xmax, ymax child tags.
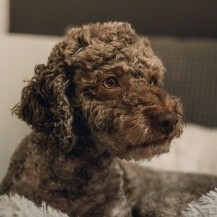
<box><xmin>150</xmin><ymin>37</ymin><xmax>217</xmax><ymax>127</ymax></box>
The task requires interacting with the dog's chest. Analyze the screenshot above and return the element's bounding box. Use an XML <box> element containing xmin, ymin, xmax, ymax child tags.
<box><xmin>69</xmin><ymin>169</ymin><xmax>131</xmax><ymax>217</ymax></box>
<box><xmin>48</xmin><ymin>158</ymin><xmax>131</xmax><ymax>217</ymax></box>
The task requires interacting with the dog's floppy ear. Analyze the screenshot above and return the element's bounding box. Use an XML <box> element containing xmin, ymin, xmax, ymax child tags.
<box><xmin>13</xmin><ymin>42</ymin><xmax>77</xmax><ymax>152</ymax></box>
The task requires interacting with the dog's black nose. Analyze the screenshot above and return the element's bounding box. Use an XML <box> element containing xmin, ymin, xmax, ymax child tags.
<box><xmin>155</xmin><ymin>112</ymin><xmax>178</xmax><ymax>134</ymax></box>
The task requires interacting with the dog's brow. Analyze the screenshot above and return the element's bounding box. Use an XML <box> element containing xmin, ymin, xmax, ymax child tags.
<box><xmin>112</xmin><ymin>68</ymin><xmax>125</xmax><ymax>77</ymax></box>
<box><xmin>130</xmin><ymin>70</ymin><xmax>145</xmax><ymax>79</ymax></box>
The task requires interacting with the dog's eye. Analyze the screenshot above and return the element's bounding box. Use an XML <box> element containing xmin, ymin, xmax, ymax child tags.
<box><xmin>103</xmin><ymin>77</ymin><xmax>118</xmax><ymax>89</ymax></box>
<box><xmin>148</xmin><ymin>77</ymin><xmax>158</xmax><ymax>86</ymax></box>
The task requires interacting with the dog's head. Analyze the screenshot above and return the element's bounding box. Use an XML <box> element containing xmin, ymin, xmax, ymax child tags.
<box><xmin>14</xmin><ymin>22</ymin><xmax>184</xmax><ymax>160</ymax></box>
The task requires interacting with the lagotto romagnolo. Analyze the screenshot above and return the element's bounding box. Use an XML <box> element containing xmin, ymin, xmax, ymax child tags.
<box><xmin>1</xmin><ymin>22</ymin><xmax>217</xmax><ymax>217</ymax></box>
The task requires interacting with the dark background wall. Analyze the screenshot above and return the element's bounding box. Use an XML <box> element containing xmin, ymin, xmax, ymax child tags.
<box><xmin>10</xmin><ymin>0</ymin><xmax>217</xmax><ymax>37</ymax></box>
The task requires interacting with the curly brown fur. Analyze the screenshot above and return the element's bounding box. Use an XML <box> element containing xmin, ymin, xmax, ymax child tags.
<box><xmin>0</xmin><ymin>22</ymin><xmax>217</xmax><ymax>217</ymax></box>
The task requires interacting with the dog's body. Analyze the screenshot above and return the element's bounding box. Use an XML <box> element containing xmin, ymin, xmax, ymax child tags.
<box><xmin>0</xmin><ymin>22</ymin><xmax>217</xmax><ymax>217</ymax></box>
<box><xmin>1</xmin><ymin>133</ymin><xmax>217</xmax><ymax>217</ymax></box>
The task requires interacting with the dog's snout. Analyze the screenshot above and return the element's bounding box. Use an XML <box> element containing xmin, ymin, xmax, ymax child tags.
<box><xmin>155</xmin><ymin>112</ymin><xmax>178</xmax><ymax>134</ymax></box>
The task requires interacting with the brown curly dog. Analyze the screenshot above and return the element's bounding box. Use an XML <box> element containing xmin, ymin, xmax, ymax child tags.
<box><xmin>1</xmin><ymin>22</ymin><xmax>217</xmax><ymax>217</ymax></box>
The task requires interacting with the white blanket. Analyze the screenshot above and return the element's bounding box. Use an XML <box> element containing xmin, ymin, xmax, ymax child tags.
<box><xmin>1</xmin><ymin>191</ymin><xmax>217</xmax><ymax>217</ymax></box>
<box><xmin>184</xmin><ymin>188</ymin><xmax>217</xmax><ymax>217</ymax></box>
<box><xmin>0</xmin><ymin>194</ymin><xmax>68</xmax><ymax>217</ymax></box>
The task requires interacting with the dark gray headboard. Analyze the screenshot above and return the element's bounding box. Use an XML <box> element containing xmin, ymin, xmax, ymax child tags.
<box><xmin>10</xmin><ymin>0</ymin><xmax>217</xmax><ymax>37</ymax></box>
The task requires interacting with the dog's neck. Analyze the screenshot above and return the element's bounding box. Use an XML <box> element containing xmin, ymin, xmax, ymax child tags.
<box><xmin>23</xmin><ymin>131</ymin><xmax>125</xmax><ymax>216</ymax></box>
<box><xmin>43</xmin><ymin>134</ymin><xmax>118</xmax><ymax>195</ymax></box>
<box><xmin>44</xmin><ymin>136</ymin><xmax>122</xmax><ymax>215</ymax></box>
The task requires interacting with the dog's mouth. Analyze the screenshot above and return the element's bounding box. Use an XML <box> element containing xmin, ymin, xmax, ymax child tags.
<box><xmin>141</xmin><ymin>136</ymin><xmax>170</xmax><ymax>146</ymax></box>
<box><xmin>114</xmin><ymin>121</ymin><xmax>184</xmax><ymax>160</ymax></box>
<box><xmin>140</xmin><ymin>126</ymin><xmax>181</xmax><ymax>147</ymax></box>
<box><xmin>118</xmin><ymin>134</ymin><xmax>176</xmax><ymax>160</ymax></box>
